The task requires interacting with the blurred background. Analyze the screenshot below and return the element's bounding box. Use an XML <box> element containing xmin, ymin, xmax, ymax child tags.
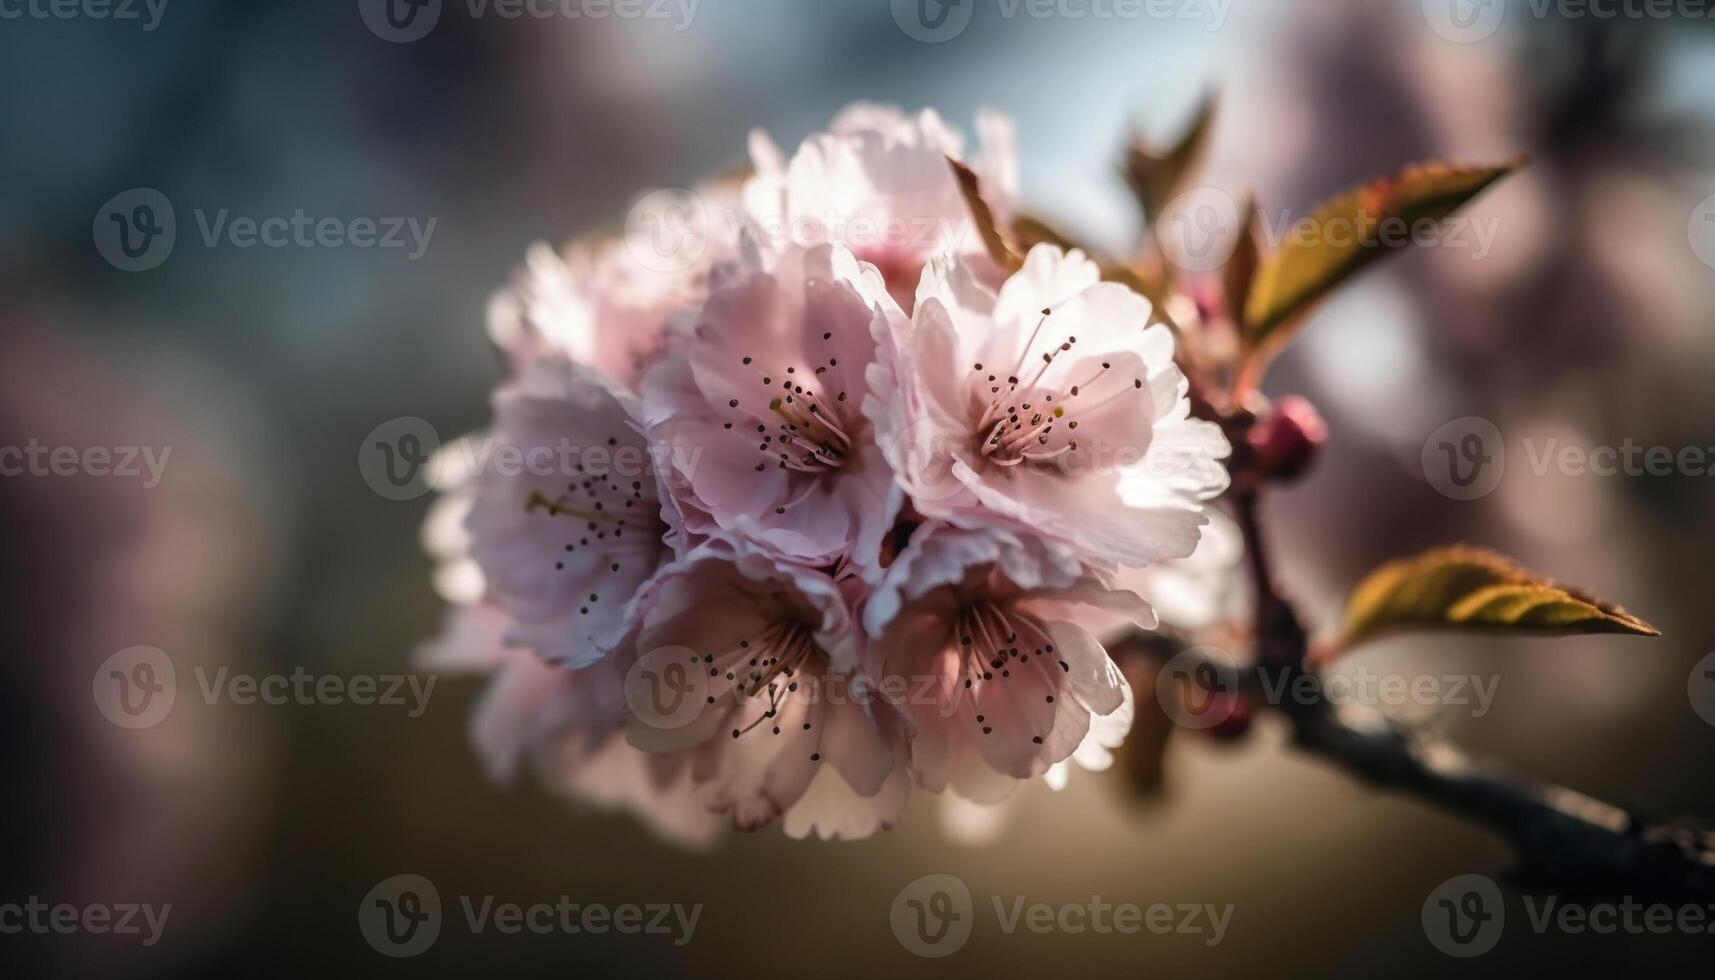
<box><xmin>4</xmin><ymin>0</ymin><xmax>1715</xmax><ymax>976</ymax></box>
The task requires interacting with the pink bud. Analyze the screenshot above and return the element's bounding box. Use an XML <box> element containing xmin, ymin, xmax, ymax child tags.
<box><xmin>1248</xmin><ymin>396</ymin><xmax>1327</xmax><ymax>482</ymax></box>
<box><xmin>1203</xmin><ymin>696</ymin><xmax>1254</xmax><ymax>741</ymax></box>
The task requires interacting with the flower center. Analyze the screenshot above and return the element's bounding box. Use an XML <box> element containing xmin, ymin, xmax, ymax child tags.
<box><xmin>967</xmin><ymin>307</ymin><xmax>1146</xmax><ymax>468</ymax></box>
<box><xmin>728</xmin><ymin>344</ymin><xmax>858</xmax><ymax>476</ymax></box>
<box><xmin>523</xmin><ymin>433</ymin><xmax>662</xmax><ymax>616</ymax></box>
<box><xmin>709</xmin><ymin>618</ymin><xmax>828</xmax><ymax>760</ymax></box>
<box><xmin>953</xmin><ymin>599</ymin><xmax>1066</xmax><ymax>743</ymax></box>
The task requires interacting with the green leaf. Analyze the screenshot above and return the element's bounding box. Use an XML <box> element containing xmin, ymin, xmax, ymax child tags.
<box><xmin>949</xmin><ymin>157</ymin><xmax>1021</xmax><ymax>273</ymax></box>
<box><xmin>1336</xmin><ymin>546</ymin><xmax>1659</xmax><ymax>653</ymax></box>
<box><xmin>1243</xmin><ymin>159</ymin><xmax>1524</xmax><ymax>356</ymax></box>
<box><xmin>1125</xmin><ymin>94</ymin><xmax>1218</xmax><ymax>226</ymax></box>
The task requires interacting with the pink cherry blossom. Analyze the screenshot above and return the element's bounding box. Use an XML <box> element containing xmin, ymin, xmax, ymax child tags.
<box><xmin>619</xmin><ymin>546</ymin><xmax>908</xmax><ymax>836</ymax></box>
<box><xmin>746</xmin><ymin>104</ymin><xmax>1017</xmax><ymax>309</ymax></box>
<box><xmin>936</xmin><ymin>682</ymin><xmax>1136</xmax><ymax>847</ymax></box>
<box><xmin>463</xmin><ymin>357</ymin><xmax>676</xmax><ymax>667</ymax></box>
<box><xmin>487</xmin><ymin>180</ymin><xmax>743</xmax><ymax>389</ymax></box>
<box><xmin>423</xmin><ymin>103</ymin><xmax>1240</xmax><ymax>843</ymax></box>
<box><xmin>419</xmin><ymin>605</ymin><xmax>725</xmax><ymax>849</ymax></box>
<box><xmin>869</xmin><ymin>244</ymin><xmax>1231</xmax><ymax>569</ymax></box>
<box><xmin>419</xmin><ymin>455</ymin><xmax>722</xmax><ymax>848</ymax></box>
<box><xmin>864</xmin><ymin>523</ymin><xmax>1150</xmax><ymax>802</ymax></box>
<box><xmin>487</xmin><ymin>239</ymin><xmax>686</xmax><ymax>389</ymax></box>
<box><xmin>642</xmin><ymin>242</ymin><xmax>906</xmax><ymax>575</ymax></box>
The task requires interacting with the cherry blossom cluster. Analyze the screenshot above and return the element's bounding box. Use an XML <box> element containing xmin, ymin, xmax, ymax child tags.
<box><xmin>422</xmin><ymin>105</ymin><xmax>1232</xmax><ymax>843</ymax></box>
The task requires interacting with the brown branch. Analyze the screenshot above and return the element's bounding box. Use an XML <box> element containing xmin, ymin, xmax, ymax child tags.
<box><xmin>1283</xmin><ymin>689</ymin><xmax>1715</xmax><ymax>901</ymax></box>
<box><xmin>1210</xmin><ymin>464</ymin><xmax>1715</xmax><ymax>902</ymax></box>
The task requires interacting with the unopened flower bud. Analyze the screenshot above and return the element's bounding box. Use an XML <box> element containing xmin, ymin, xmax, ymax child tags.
<box><xmin>1202</xmin><ymin>695</ymin><xmax>1254</xmax><ymax>741</ymax></box>
<box><xmin>1248</xmin><ymin>396</ymin><xmax>1326</xmax><ymax>482</ymax></box>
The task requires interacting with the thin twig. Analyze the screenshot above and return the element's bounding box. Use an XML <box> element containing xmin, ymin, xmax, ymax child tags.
<box><xmin>1217</xmin><ymin>460</ymin><xmax>1715</xmax><ymax>902</ymax></box>
<box><xmin>1286</xmin><ymin>691</ymin><xmax>1715</xmax><ymax>901</ymax></box>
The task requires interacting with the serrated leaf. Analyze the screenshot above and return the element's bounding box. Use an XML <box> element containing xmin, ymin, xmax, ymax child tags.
<box><xmin>1336</xmin><ymin>546</ymin><xmax>1659</xmax><ymax>654</ymax></box>
<box><xmin>1125</xmin><ymin>94</ymin><xmax>1218</xmax><ymax>226</ymax></box>
<box><xmin>1243</xmin><ymin>159</ymin><xmax>1523</xmax><ymax>356</ymax></box>
<box><xmin>949</xmin><ymin>157</ymin><xmax>1021</xmax><ymax>273</ymax></box>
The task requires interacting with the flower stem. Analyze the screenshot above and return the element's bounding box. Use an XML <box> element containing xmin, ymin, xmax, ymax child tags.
<box><xmin>1174</xmin><ymin>401</ymin><xmax>1715</xmax><ymax>901</ymax></box>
